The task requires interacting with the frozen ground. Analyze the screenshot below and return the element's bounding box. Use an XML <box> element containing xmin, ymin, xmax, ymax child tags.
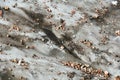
<box><xmin>0</xmin><ymin>0</ymin><xmax>120</xmax><ymax>80</ymax></box>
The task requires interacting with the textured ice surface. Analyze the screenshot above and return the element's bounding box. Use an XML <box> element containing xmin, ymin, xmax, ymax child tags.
<box><xmin>0</xmin><ymin>0</ymin><xmax>120</xmax><ymax>80</ymax></box>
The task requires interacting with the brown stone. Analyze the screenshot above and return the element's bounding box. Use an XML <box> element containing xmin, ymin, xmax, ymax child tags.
<box><xmin>4</xmin><ymin>6</ymin><xmax>9</xmax><ymax>10</ymax></box>
<box><xmin>115</xmin><ymin>30</ymin><xmax>120</xmax><ymax>36</ymax></box>
<box><xmin>115</xmin><ymin>76</ymin><xmax>120</xmax><ymax>80</ymax></box>
<box><xmin>0</xmin><ymin>10</ymin><xmax>3</xmax><ymax>17</ymax></box>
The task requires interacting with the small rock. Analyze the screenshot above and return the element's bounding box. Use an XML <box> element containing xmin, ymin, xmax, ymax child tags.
<box><xmin>4</xmin><ymin>6</ymin><xmax>9</xmax><ymax>10</ymax></box>
<box><xmin>67</xmin><ymin>72</ymin><xmax>76</xmax><ymax>78</ymax></box>
<box><xmin>115</xmin><ymin>30</ymin><xmax>120</xmax><ymax>36</ymax></box>
<box><xmin>47</xmin><ymin>8</ymin><xmax>52</xmax><ymax>12</ymax></box>
<box><xmin>112</xmin><ymin>1</ymin><xmax>118</xmax><ymax>6</ymax></box>
<box><xmin>114</xmin><ymin>76</ymin><xmax>120</xmax><ymax>80</ymax></box>
<box><xmin>0</xmin><ymin>10</ymin><xmax>3</xmax><ymax>17</ymax></box>
<box><xmin>60</xmin><ymin>46</ymin><xmax>64</xmax><ymax>50</ymax></box>
<box><xmin>104</xmin><ymin>71</ymin><xmax>109</xmax><ymax>78</ymax></box>
<box><xmin>71</xmin><ymin>9</ymin><xmax>76</xmax><ymax>16</ymax></box>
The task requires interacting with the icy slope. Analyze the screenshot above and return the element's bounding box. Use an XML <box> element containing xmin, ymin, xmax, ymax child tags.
<box><xmin>0</xmin><ymin>0</ymin><xmax>120</xmax><ymax>80</ymax></box>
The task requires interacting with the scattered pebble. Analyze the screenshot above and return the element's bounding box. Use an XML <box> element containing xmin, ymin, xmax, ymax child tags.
<box><xmin>67</xmin><ymin>72</ymin><xmax>76</xmax><ymax>78</ymax></box>
<box><xmin>47</xmin><ymin>8</ymin><xmax>52</xmax><ymax>12</ymax></box>
<box><xmin>25</xmin><ymin>45</ymin><xmax>35</xmax><ymax>49</ymax></box>
<box><xmin>61</xmin><ymin>61</ymin><xmax>110</xmax><ymax>79</ymax></box>
<box><xmin>4</xmin><ymin>6</ymin><xmax>9</xmax><ymax>11</ymax></box>
<box><xmin>60</xmin><ymin>45</ymin><xmax>64</xmax><ymax>50</ymax></box>
<box><xmin>71</xmin><ymin>9</ymin><xmax>76</xmax><ymax>16</ymax></box>
<box><xmin>104</xmin><ymin>71</ymin><xmax>109</xmax><ymax>78</ymax></box>
<box><xmin>114</xmin><ymin>76</ymin><xmax>120</xmax><ymax>80</ymax></box>
<box><xmin>20</xmin><ymin>76</ymin><xmax>27</xmax><ymax>80</ymax></box>
<box><xmin>32</xmin><ymin>54</ymin><xmax>39</xmax><ymax>58</ymax></box>
<box><xmin>112</xmin><ymin>1</ymin><xmax>118</xmax><ymax>6</ymax></box>
<box><xmin>0</xmin><ymin>10</ymin><xmax>3</xmax><ymax>17</ymax></box>
<box><xmin>115</xmin><ymin>30</ymin><xmax>120</xmax><ymax>36</ymax></box>
<box><xmin>46</xmin><ymin>14</ymin><xmax>53</xmax><ymax>19</ymax></box>
<box><xmin>80</xmin><ymin>40</ymin><xmax>93</xmax><ymax>47</ymax></box>
<box><xmin>10</xmin><ymin>58</ymin><xmax>29</xmax><ymax>69</ymax></box>
<box><xmin>100</xmin><ymin>35</ymin><xmax>109</xmax><ymax>45</ymax></box>
<box><xmin>9</xmin><ymin>25</ymin><xmax>21</xmax><ymax>31</ymax></box>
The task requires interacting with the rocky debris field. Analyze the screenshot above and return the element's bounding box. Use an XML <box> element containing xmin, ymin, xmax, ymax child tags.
<box><xmin>0</xmin><ymin>0</ymin><xmax>120</xmax><ymax>80</ymax></box>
